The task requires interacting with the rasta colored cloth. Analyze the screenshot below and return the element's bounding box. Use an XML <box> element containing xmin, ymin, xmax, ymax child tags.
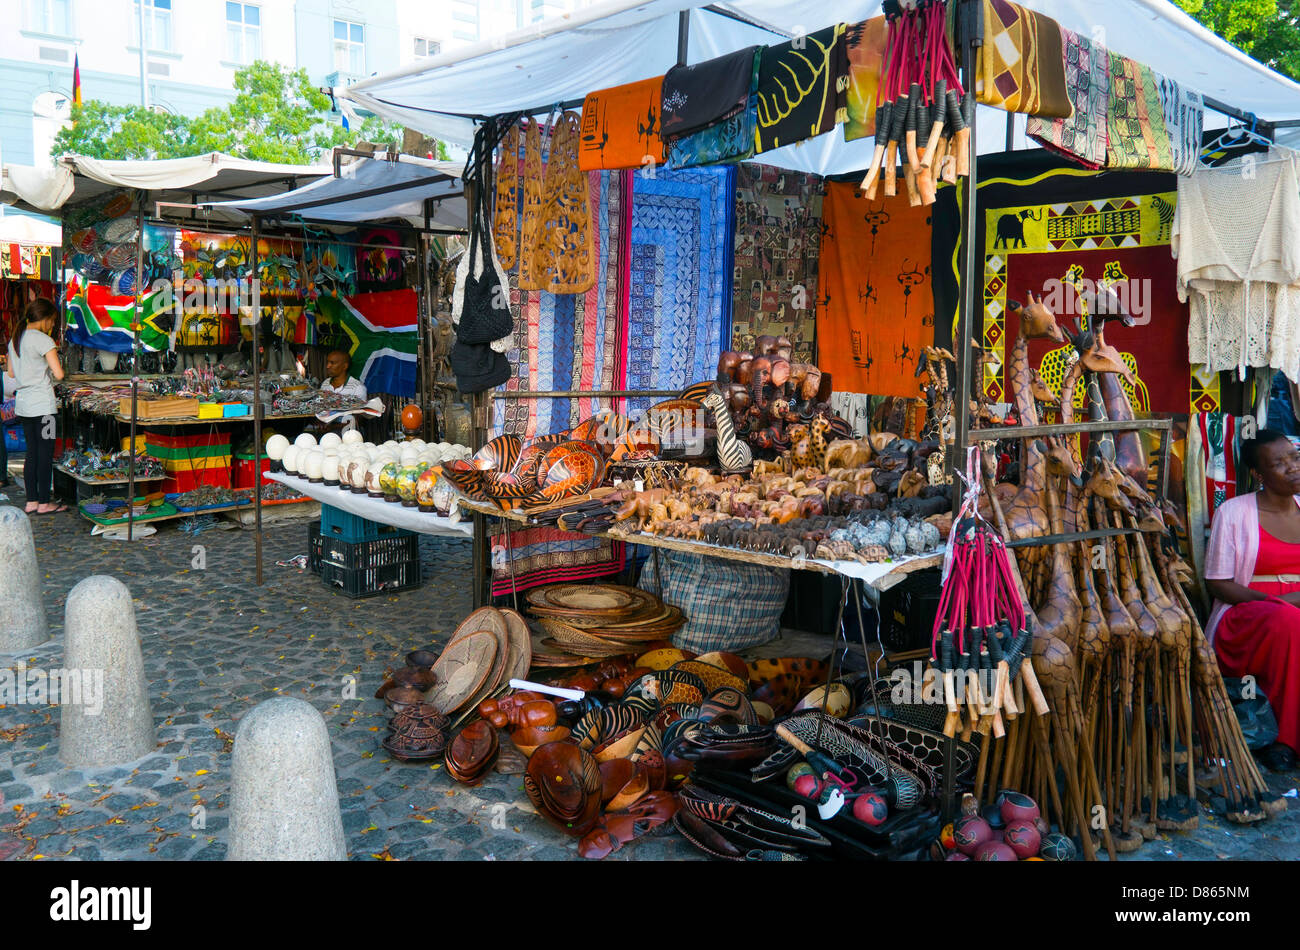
<box><xmin>1156</xmin><ymin>73</ymin><xmax>1204</xmax><ymax>177</ymax></box>
<box><xmin>497</xmin><ymin>170</ymin><xmax>630</xmax><ymax>440</ymax></box>
<box><xmin>977</xmin><ymin>0</ymin><xmax>1071</xmax><ymax>118</ymax></box>
<box><xmin>1106</xmin><ymin>53</ymin><xmax>1174</xmax><ymax>171</ymax></box>
<box><xmin>960</xmin><ymin>152</ymin><xmax>1204</xmax><ymax>416</ymax></box>
<box><xmin>1025</xmin><ymin>27</ymin><xmax>1109</xmax><ymax>169</ymax></box>
<box><xmin>667</xmin><ymin>97</ymin><xmax>757</xmax><ymax>169</ymax></box>
<box><xmin>579</xmin><ymin>77</ymin><xmax>668</xmax><ymax>172</ymax></box>
<box><xmin>842</xmin><ymin>17</ymin><xmax>888</xmax><ymax>142</ymax></box>
<box><xmin>624</xmin><ymin>165</ymin><xmax>734</xmax><ymax>421</ymax></box>
<box><xmin>661</xmin><ymin>46</ymin><xmax>759</xmax><ymax>139</ymax></box>
<box><xmin>754</xmin><ymin>24</ymin><xmax>850</xmax><ymax>154</ymax></box>
<box><xmin>731</xmin><ymin>164</ymin><xmax>823</xmax><ymax>363</ymax></box>
<box><xmin>819</xmin><ymin>183</ymin><xmax>933</xmax><ymax>399</ymax></box>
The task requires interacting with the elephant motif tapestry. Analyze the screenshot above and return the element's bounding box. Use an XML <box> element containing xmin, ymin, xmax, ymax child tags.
<box><xmin>980</xmin><ymin>163</ymin><xmax>1213</xmax><ymax>415</ymax></box>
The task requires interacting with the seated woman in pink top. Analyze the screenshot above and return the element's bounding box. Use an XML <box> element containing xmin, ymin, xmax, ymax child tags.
<box><xmin>1205</xmin><ymin>429</ymin><xmax>1300</xmax><ymax>772</ymax></box>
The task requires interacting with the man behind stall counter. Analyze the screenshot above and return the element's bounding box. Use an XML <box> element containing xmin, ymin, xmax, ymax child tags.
<box><xmin>321</xmin><ymin>349</ymin><xmax>367</xmax><ymax>402</ymax></box>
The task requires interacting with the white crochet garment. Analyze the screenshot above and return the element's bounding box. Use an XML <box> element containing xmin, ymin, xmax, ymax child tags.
<box><xmin>1173</xmin><ymin>150</ymin><xmax>1300</xmax><ymax>381</ymax></box>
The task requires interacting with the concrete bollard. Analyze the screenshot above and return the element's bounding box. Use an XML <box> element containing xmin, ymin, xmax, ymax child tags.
<box><xmin>228</xmin><ymin>697</ymin><xmax>347</xmax><ymax>861</ymax></box>
<box><xmin>59</xmin><ymin>575</ymin><xmax>156</xmax><ymax>767</ymax></box>
<box><xmin>0</xmin><ymin>506</ymin><xmax>49</xmax><ymax>652</ymax></box>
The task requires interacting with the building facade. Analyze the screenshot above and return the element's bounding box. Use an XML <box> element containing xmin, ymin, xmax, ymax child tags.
<box><xmin>0</xmin><ymin>0</ymin><xmax>464</xmax><ymax>173</ymax></box>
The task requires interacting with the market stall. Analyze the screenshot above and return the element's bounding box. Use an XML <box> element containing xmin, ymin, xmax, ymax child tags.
<box><xmin>304</xmin><ymin>0</ymin><xmax>1300</xmax><ymax>864</ymax></box>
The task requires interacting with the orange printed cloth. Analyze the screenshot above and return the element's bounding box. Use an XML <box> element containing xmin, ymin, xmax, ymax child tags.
<box><xmin>818</xmin><ymin>182</ymin><xmax>934</xmax><ymax>397</ymax></box>
<box><xmin>579</xmin><ymin>77</ymin><xmax>668</xmax><ymax>171</ymax></box>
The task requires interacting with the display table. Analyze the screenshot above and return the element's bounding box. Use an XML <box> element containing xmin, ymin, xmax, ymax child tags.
<box><xmin>266</xmin><ymin>472</ymin><xmax>473</xmax><ymax>539</ymax></box>
<box><xmin>454</xmin><ymin>496</ymin><xmax>940</xmax><ymax>591</ymax></box>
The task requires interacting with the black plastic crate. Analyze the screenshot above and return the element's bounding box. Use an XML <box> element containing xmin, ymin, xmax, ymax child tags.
<box><xmin>311</xmin><ymin>529</ymin><xmax>420</xmax><ymax>571</ymax></box>
<box><xmin>878</xmin><ymin>568</ymin><xmax>943</xmax><ymax>654</ymax></box>
<box><xmin>319</xmin><ymin>559</ymin><xmax>421</xmax><ymax>599</ymax></box>
<box><xmin>308</xmin><ymin>526</ymin><xmax>323</xmax><ymax>574</ymax></box>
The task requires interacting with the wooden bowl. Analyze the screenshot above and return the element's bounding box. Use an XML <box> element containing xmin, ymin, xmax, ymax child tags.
<box><xmin>390</xmin><ymin>667</ymin><xmax>436</xmax><ymax>691</ymax></box>
<box><xmin>510</xmin><ymin>725</ymin><xmax>571</xmax><ymax>759</ymax></box>
<box><xmin>386</xmin><ymin>687</ymin><xmax>426</xmax><ymax>713</ymax></box>
<box><xmin>406</xmin><ymin>649</ymin><xmax>439</xmax><ymax>669</ymax></box>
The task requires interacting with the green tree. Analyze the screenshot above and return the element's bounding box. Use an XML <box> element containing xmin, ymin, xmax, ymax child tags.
<box><xmin>50</xmin><ymin>60</ymin><xmax>407</xmax><ymax>164</ymax></box>
<box><xmin>1175</xmin><ymin>0</ymin><xmax>1300</xmax><ymax>80</ymax></box>
<box><xmin>188</xmin><ymin>61</ymin><xmax>402</xmax><ymax>163</ymax></box>
<box><xmin>50</xmin><ymin>101</ymin><xmax>197</xmax><ymax>161</ymax></box>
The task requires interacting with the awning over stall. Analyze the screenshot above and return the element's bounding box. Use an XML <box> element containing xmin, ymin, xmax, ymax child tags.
<box><xmin>1</xmin><ymin>152</ymin><xmax>332</xmax><ymax>222</ymax></box>
<box><xmin>210</xmin><ymin>155</ymin><xmax>467</xmax><ymax>231</ymax></box>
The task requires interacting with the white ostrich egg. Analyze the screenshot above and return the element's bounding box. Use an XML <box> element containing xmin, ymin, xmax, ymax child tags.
<box><xmin>341</xmin><ymin>429</ymin><xmax>364</xmax><ymax>445</ymax></box>
<box><xmin>322</xmin><ymin>455</ymin><xmax>340</xmax><ymax>482</ymax></box>
<box><xmin>319</xmin><ymin>432</ymin><xmax>342</xmax><ymax>450</ymax></box>
<box><xmin>399</xmin><ymin>445</ymin><xmax>420</xmax><ymax>465</ymax></box>
<box><xmin>282</xmin><ymin>444</ymin><xmax>301</xmax><ymax>474</ymax></box>
<box><xmin>294</xmin><ymin>432</ymin><xmax>317</xmax><ymax>449</ymax></box>
<box><xmin>265</xmin><ymin>434</ymin><xmax>290</xmax><ymax>461</ymax></box>
<box><xmin>303</xmin><ymin>452</ymin><xmax>324</xmax><ymax>480</ymax></box>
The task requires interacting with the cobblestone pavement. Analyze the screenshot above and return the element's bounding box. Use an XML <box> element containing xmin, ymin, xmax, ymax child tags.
<box><xmin>0</xmin><ymin>502</ymin><xmax>1296</xmax><ymax>861</ymax></box>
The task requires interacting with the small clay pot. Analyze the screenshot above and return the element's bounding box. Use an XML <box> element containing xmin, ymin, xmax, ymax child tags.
<box><xmin>386</xmin><ymin>687</ymin><xmax>426</xmax><ymax>713</ymax></box>
<box><xmin>390</xmin><ymin>667</ymin><xmax>436</xmax><ymax>691</ymax></box>
<box><xmin>406</xmin><ymin>649</ymin><xmax>438</xmax><ymax>670</ymax></box>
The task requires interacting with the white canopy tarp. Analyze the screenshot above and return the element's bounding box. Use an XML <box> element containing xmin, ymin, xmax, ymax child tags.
<box><xmin>0</xmin><ymin>212</ymin><xmax>61</xmax><ymax>247</ymax></box>
<box><xmin>211</xmin><ymin>155</ymin><xmax>467</xmax><ymax>231</ymax></box>
<box><xmin>342</xmin><ymin>0</ymin><xmax>1300</xmax><ymax>177</ymax></box>
<box><xmin>1</xmin><ymin>152</ymin><xmax>332</xmax><ymax>220</ymax></box>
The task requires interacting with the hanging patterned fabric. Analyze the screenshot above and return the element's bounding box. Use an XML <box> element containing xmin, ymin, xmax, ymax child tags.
<box><xmin>730</xmin><ymin>164</ymin><xmax>823</xmax><ymax>363</ymax></box>
<box><xmin>538</xmin><ymin>112</ymin><xmax>595</xmax><ymax>294</ymax></box>
<box><xmin>1198</xmin><ymin>412</ymin><xmax>1238</xmax><ymax>521</ymax></box>
<box><xmin>1155</xmin><ymin>73</ymin><xmax>1204</xmax><ymax>178</ymax></box>
<box><xmin>578</xmin><ymin>76</ymin><xmax>668</xmax><ymax>171</ymax></box>
<box><xmin>664</xmin><ymin>47</ymin><xmax>761</xmax><ymax>169</ymax></box>
<box><xmin>517</xmin><ymin>118</ymin><xmax>546</xmax><ymax>290</ymax></box>
<box><xmin>1106</xmin><ymin>52</ymin><xmax>1174</xmax><ymax>171</ymax></box>
<box><xmin>818</xmin><ymin>183</ymin><xmax>933</xmax><ymax>398</ymax></box>
<box><xmin>493</xmin><ymin>122</ymin><xmax>521</xmax><ymax>269</ymax></box>
<box><xmin>624</xmin><ymin>165</ymin><xmax>735</xmax><ymax>420</ymax></box>
<box><xmin>667</xmin><ymin>100</ymin><xmax>758</xmax><ymax>169</ymax></box>
<box><xmin>496</xmin><ymin>170</ymin><xmax>630</xmax><ymax>440</ymax></box>
<box><xmin>976</xmin><ymin>0</ymin><xmax>1071</xmax><ymax>117</ymax></box>
<box><xmin>1025</xmin><ymin>27</ymin><xmax>1109</xmax><ymax>169</ymax></box>
<box><xmin>754</xmin><ymin>23</ymin><xmax>850</xmax><ymax>154</ymax></box>
<box><xmin>662</xmin><ymin>46</ymin><xmax>759</xmax><ymax>139</ymax></box>
<box><xmin>842</xmin><ymin>16</ymin><xmax>888</xmax><ymax>142</ymax></box>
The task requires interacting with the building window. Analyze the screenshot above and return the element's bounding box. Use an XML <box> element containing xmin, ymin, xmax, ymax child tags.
<box><xmin>25</xmin><ymin>0</ymin><xmax>72</xmax><ymax>36</ymax></box>
<box><xmin>33</xmin><ymin>90</ymin><xmax>72</xmax><ymax>167</ymax></box>
<box><xmin>413</xmin><ymin>37</ymin><xmax>440</xmax><ymax>58</ymax></box>
<box><xmin>333</xmin><ymin>19</ymin><xmax>365</xmax><ymax>75</ymax></box>
<box><xmin>225</xmin><ymin>2</ymin><xmax>261</xmax><ymax>63</ymax></box>
<box><xmin>134</xmin><ymin>0</ymin><xmax>172</xmax><ymax>51</ymax></box>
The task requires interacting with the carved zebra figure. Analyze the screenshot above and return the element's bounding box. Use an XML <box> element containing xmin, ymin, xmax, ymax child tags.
<box><xmin>704</xmin><ymin>389</ymin><xmax>753</xmax><ymax>472</ymax></box>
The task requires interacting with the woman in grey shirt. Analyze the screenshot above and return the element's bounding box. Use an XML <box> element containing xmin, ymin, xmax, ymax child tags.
<box><xmin>5</xmin><ymin>298</ymin><xmax>65</xmax><ymax>513</ymax></box>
